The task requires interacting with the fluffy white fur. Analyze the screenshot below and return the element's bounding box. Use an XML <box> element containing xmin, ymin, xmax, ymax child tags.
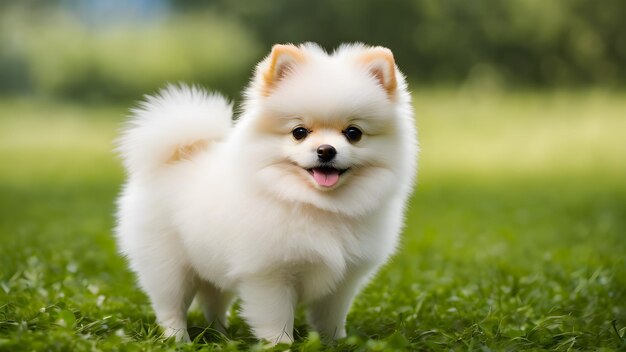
<box><xmin>115</xmin><ymin>43</ymin><xmax>418</xmax><ymax>344</ymax></box>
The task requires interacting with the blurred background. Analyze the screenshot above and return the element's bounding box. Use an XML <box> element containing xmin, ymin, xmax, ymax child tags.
<box><xmin>1</xmin><ymin>1</ymin><xmax>625</xmax><ymax>349</ymax></box>
<box><xmin>1</xmin><ymin>0</ymin><xmax>625</xmax><ymax>194</ymax></box>
<box><xmin>1</xmin><ymin>0</ymin><xmax>626</xmax><ymax>102</ymax></box>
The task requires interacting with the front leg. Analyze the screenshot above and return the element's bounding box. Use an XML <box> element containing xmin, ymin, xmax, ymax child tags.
<box><xmin>239</xmin><ymin>278</ymin><xmax>297</xmax><ymax>345</ymax></box>
<box><xmin>307</xmin><ymin>268</ymin><xmax>370</xmax><ymax>341</ymax></box>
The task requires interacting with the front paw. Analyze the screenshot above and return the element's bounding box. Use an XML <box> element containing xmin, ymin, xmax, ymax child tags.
<box><xmin>162</xmin><ymin>326</ymin><xmax>191</xmax><ymax>342</ymax></box>
<box><xmin>315</xmin><ymin>326</ymin><xmax>346</xmax><ymax>342</ymax></box>
<box><xmin>262</xmin><ymin>331</ymin><xmax>294</xmax><ymax>346</ymax></box>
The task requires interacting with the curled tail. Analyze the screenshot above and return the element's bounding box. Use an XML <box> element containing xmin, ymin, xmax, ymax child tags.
<box><xmin>116</xmin><ymin>84</ymin><xmax>232</xmax><ymax>177</ymax></box>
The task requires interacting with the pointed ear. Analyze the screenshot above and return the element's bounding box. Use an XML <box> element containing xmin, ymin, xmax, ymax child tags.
<box><xmin>359</xmin><ymin>46</ymin><xmax>397</xmax><ymax>96</ymax></box>
<box><xmin>262</xmin><ymin>44</ymin><xmax>305</xmax><ymax>95</ymax></box>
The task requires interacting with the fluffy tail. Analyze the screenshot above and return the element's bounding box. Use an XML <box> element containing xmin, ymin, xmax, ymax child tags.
<box><xmin>116</xmin><ymin>84</ymin><xmax>232</xmax><ymax>177</ymax></box>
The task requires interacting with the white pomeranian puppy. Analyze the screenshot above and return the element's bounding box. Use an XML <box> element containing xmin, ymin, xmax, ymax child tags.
<box><xmin>115</xmin><ymin>43</ymin><xmax>417</xmax><ymax>344</ymax></box>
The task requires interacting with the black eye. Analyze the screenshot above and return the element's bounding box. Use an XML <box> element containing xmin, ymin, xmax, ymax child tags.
<box><xmin>292</xmin><ymin>127</ymin><xmax>309</xmax><ymax>141</ymax></box>
<box><xmin>344</xmin><ymin>126</ymin><xmax>362</xmax><ymax>142</ymax></box>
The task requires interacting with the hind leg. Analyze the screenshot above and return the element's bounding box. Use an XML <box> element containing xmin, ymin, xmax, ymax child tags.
<box><xmin>197</xmin><ymin>280</ymin><xmax>234</xmax><ymax>334</ymax></box>
<box><xmin>129</xmin><ymin>244</ymin><xmax>197</xmax><ymax>342</ymax></box>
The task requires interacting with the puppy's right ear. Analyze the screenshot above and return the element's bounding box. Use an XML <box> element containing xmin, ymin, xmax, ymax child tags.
<box><xmin>262</xmin><ymin>44</ymin><xmax>304</xmax><ymax>95</ymax></box>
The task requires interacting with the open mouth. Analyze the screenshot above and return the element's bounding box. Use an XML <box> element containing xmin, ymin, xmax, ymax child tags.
<box><xmin>306</xmin><ymin>166</ymin><xmax>349</xmax><ymax>188</ymax></box>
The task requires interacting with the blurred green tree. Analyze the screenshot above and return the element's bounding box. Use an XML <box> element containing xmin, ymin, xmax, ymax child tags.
<box><xmin>1</xmin><ymin>0</ymin><xmax>624</xmax><ymax>102</ymax></box>
<box><xmin>209</xmin><ymin>0</ymin><xmax>626</xmax><ymax>87</ymax></box>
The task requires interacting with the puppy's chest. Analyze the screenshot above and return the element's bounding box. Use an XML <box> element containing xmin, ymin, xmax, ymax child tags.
<box><xmin>270</xmin><ymin>213</ymin><xmax>365</xmax><ymax>264</ymax></box>
<box><xmin>265</xmin><ymin>218</ymin><xmax>369</xmax><ymax>298</ymax></box>
<box><xmin>242</xmin><ymin>210</ymin><xmax>366</xmax><ymax>272</ymax></box>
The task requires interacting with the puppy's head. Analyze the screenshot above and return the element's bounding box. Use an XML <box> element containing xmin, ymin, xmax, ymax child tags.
<box><xmin>240</xmin><ymin>43</ymin><xmax>417</xmax><ymax>216</ymax></box>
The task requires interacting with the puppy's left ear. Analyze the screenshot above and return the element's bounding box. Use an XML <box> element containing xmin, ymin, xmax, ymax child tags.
<box><xmin>359</xmin><ymin>46</ymin><xmax>397</xmax><ymax>97</ymax></box>
<box><xmin>262</xmin><ymin>44</ymin><xmax>305</xmax><ymax>95</ymax></box>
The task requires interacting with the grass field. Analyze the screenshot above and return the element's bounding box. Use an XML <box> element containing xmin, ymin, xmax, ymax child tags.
<box><xmin>1</xmin><ymin>90</ymin><xmax>625</xmax><ymax>351</ymax></box>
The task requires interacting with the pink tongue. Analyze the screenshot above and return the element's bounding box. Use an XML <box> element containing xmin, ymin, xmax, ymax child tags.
<box><xmin>312</xmin><ymin>168</ymin><xmax>340</xmax><ymax>187</ymax></box>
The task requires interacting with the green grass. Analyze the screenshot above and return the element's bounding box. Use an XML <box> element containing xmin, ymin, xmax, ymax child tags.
<box><xmin>1</xmin><ymin>91</ymin><xmax>625</xmax><ymax>351</ymax></box>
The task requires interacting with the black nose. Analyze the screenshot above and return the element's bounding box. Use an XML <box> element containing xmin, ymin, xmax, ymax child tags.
<box><xmin>317</xmin><ymin>144</ymin><xmax>337</xmax><ymax>162</ymax></box>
